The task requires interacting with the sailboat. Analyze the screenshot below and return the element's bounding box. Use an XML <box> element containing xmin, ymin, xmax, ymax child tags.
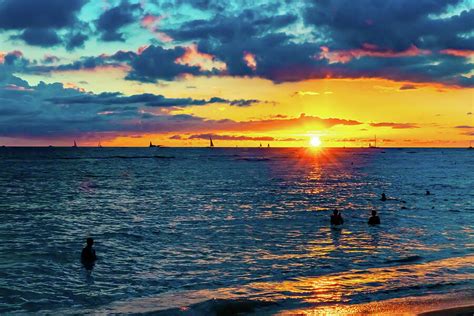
<box><xmin>469</xmin><ymin>140</ymin><xmax>473</xmax><ymax>150</ymax></box>
<box><xmin>149</xmin><ymin>141</ymin><xmax>161</xmax><ymax>148</ymax></box>
<box><xmin>98</xmin><ymin>142</ymin><xmax>102</xmax><ymax>148</ymax></box>
<box><xmin>73</xmin><ymin>140</ymin><xmax>78</xmax><ymax>148</ymax></box>
<box><xmin>209</xmin><ymin>136</ymin><xmax>214</xmax><ymax>148</ymax></box>
<box><xmin>368</xmin><ymin>135</ymin><xmax>377</xmax><ymax>149</ymax></box>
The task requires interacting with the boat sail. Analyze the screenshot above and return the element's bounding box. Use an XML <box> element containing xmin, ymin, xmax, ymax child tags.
<box><xmin>73</xmin><ymin>140</ymin><xmax>77</xmax><ymax>148</ymax></box>
<box><xmin>369</xmin><ymin>135</ymin><xmax>377</xmax><ymax>148</ymax></box>
<box><xmin>209</xmin><ymin>136</ymin><xmax>214</xmax><ymax>148</ymax></box>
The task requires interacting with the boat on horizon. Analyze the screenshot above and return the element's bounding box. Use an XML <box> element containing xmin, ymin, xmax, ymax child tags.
<box><xmin>98</xmin><ymin>142</ymin><xmax>102</xmax><ymax>148</ymax></box>
<box><xmin>209</xmin><ymin>136</ymin><xmax>214</xmax><ymax>148</ymax></box>
<box><xmin>149</xmin><ymin>141</ymin><xmax>161</xmax><ymax>148</ymax></box>
<box><xmin>73</xmin><ymin>140</ymin><xmax>78</xmax><ymax>148</ymax></box>
<box><xmin>368</xmin><ymin>135</ymin><xmax>378</xmax><ymax>149</ymax></box>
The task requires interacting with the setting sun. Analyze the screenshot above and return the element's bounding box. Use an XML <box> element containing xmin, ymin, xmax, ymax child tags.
<box><xmin>310</xmin><ymin>136</ymin><xmax>322</xmax><ymax>147</ymax></box>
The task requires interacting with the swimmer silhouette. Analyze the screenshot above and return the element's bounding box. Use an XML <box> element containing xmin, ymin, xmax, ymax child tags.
<box><xmin>330</xmin><ymin>209</ymin><xmax>344</xmax><ymax>225</ymax></box>
<box><xmin>368</xmin><ymin>210</ymin><xmax>381</xmax><ymax>225</ymax></box>
<box><xmin>380</xmin><ymin>193</ymin><xmax>387</xmax><ymax>201</ymax></box>
<box><xmin>426</xmin><ymin>190</ymin><xmax>431</xmax><ymax>195</ymax></box>
<box><xmin>81</xmin><ymin>237</ymin><xmax>97</xmax><ymax>270</ymax></box>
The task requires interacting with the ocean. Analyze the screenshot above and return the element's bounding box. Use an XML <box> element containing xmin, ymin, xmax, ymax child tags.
<box><xmin>0</xmin><ymin>147</ymin><xmax>473</xmax><ymax>314</ymax></box>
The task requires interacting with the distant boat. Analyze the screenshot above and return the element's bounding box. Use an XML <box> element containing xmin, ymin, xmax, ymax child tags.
<box><xmin>469</xmin><ymin>141</ymin><xmax>473</xmax><ymax>150</ymax></box>
<box><xmin>209</xmin><ymin>137</ymin><xmax>214</xmax><ymax>148</ymax></box>
<box><xmin>149</xmin><ymin>141</ymin><xmax>161</xmax><ymax>148</ymax></box>
<box><xmin>267</xmin><ymin>143</ymin><xmax>270</xmax><ymax>148</ymax></box>
<box><xmin>73</xmin><ymin>140</ymin><xmax>78</xmax><ymax>148</ymax></box>
<box><xmin>259</xmin><ymin>143</ymin><xmax>262</xmax><ymax>148</ymax></box>
<box><xmin>369</xmin><ymin>135</ymin><xmax>378</xmax><ymax>148</ymax></box>
<box><xmin>98</xmin><ymin>142</ymin><xmax>102</xmax><ymax>148</ymax></box>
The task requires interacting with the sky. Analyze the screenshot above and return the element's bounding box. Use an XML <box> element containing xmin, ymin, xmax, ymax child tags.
<box><xmin>0</xmin><ymin>0</ymin><xmax>473</xmax><ymax>147</ymax></box>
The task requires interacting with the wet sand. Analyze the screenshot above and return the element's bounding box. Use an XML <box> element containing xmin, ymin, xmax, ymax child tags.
<box><xmin>276</xmin><ymin>292</ymin><xmax>474</xmax><ymax>315</ymax></box>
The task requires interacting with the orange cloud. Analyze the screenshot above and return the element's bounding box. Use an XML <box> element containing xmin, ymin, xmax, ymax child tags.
<box><xmin>140</xmin><ymin>14</ymin><xmax>173</xmax><ymax>43</ymax></box>
<box><xmin>440</xmin><ymin>49</ymin><xmax>474</xmax><ymax>57</ymax></box>
<box><xmin>370</xmin><ymin>122</ymin><xmax>419</xmax><ymax>129</ymax></box>
<box><xmin>243</xmin><ymin>52</ymin><xmax>257</xmax><ymax>70</ymax></box>
<box><xmin>175</xmin><ymin>44</ymin><xmax>226</xmax><ymax>71</ymax></box>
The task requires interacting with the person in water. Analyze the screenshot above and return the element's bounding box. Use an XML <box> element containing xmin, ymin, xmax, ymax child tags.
<box><xmin>426</xmin><ymin>190</ymin><xmax>431</xmax><ymax>195</ymax></box>
<box><xmin>81</xmin><ymin>237</ymin><xmax>97</xmax><ymax>270</ymax></box>
<box><xmin>330</xmin><ymin>209</ymin><xmax>344</xmax><ymax>225</ymax></box>
<box><xmin>368</xmin><ymin>210</ymin><xmax>381</xmax><ymax>225</ymax></box>
<box><xmin>380</xmin><ymin>193</ymin><xmax>387</xmax><ymax>201</ymax></box>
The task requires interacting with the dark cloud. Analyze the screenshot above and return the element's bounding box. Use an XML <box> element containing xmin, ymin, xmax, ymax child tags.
<box><xmin>303</xmin><ymin>0</ymin><xmax>470</xmax><ymax>51</ymax></box>
<box><xmin>126</xmin><ymin>45</ymin><xmax>204</xmax><ymax>82</ymax></box>
<box><xmin>399</xmin><ymin>84</ymin><xmax>417</xmax><ymax>90</ymax></box>
<box><xmin>66</xmin><ymin>33</ymin><xmax>89</xmax><ymax>50</ymax></box>
<box><xmin>167</xmin><ymin>10</ymin><xmax>297</xmax><ymax>42</ymax></box>
<box><xmin>0</xmin><ymin>0</ymin><xmax>87</xmax><ymax>30</ymax></box>
<box><xmin>454</xmin><ymin>125</ymin><xmax>473</xmax><ymax>128</ymax></box>
<box><xmin>96</xmin><ymin>0</ymin><xmax>142</xmax><ymax>42</ymax></box>
<box><xmin>15</xmin><ymin>28</ymin><xmax>62</xmax><ymax>47</ymax></box>
<box><xmin>370</xmin><ymin>122</ymin><xmax>419</xmax><ymax>129</ymax></box>
<box><xmin>188</xmin><ymin>134</ymin><xmax>275</xmax><ymax>141</ymax></box>
<box><xmin>48</xmin><ymin>92</ymin><xmax>260</xmax><ymax>108</ymax></box>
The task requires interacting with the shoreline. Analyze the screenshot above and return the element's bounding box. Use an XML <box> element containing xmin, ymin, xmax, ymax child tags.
<box><xmin>275</xmin><ymin>292</ymin><xmax>474</xmax><ymax>315</ymax></box>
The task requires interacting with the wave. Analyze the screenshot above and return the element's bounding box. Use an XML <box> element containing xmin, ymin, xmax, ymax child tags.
<box><xmin>51</xmin><ymin>155</ymin><xmax>176</xmax><ymax>160</ymax></box>
<box><xmin>235</xmin><ymin>157</ymin><xmax>271</xmax><ymax>162</ymax></box>
<box><xmin>152</xmin><ymin>298</ymin><xmax>276</xmax><ymax>316</ymax></box>
<box><xmin>385</xmin><ymin>255</ymin><xmax>423</xmax><ymax>264</ymax></box>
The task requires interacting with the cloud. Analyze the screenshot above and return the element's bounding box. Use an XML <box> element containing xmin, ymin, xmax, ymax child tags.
<box><xmin>370</xmin><ymin>122</ymin><xmax>419</xmax><ymax>129</ymax></box>
<box><xmin>399</xmin><ymin>84</ymin><xmax>417</xmax><ymax>90</ymax></box>
<box><xmin>66</xmin><ymin>33</ymin><xmax>89</xmax><ymax>51</ymax></box>
<box><xmin>48</xmin><ymin>93</ymin><xmax>261</xmax><ymax>108</ymax></box>
<box><xmin>454</xmin><ymin>125</ymin><xmax>474</xmax><ymax>128</ymax></box>
<box><xmin>126</xmin><ymin>45</ymin><xmax>205</xmax><ymax>81</ymax></box>
<box><xmin>188</xmin><ymin>134</ymin><xmax>275</xmax><ymax>141</ymax></box>
<box><xmin>96</xmin><ymin>0</ymin><xmax>142</xmax><ymax>42</ymax></box>
<box><xmin>15</xmin><ymin>28</ymin><xmax>62</xmax><ymax>47</ymax></box>
<box><xmin>0</xmin><ymin>0</ymin><xmax>86</xmax><ymax>30</ymax></box>
<box><xmin>0</xmin><ymin>71</ymin><xmax>363</xmax><ymax>140</ymax></box>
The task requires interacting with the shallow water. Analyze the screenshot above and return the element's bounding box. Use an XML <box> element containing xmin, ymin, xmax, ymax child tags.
<box><xmin>0</xmin><ymin>147</ymin><xmax>472</xmax><ymax>314</ymax></box>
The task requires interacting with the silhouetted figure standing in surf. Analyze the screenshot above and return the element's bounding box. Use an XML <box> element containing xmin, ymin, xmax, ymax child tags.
<box><xmin>380</xmin><ymin>193</ymin><xmax>387</xmax><ymax>201</ymax></box>
<box><xmin>330</xmin><ymin>209</ymin><xmax>344</xmax><ymax>226</ymax></box>
<box><xmin>81</xmin><ymin>237</ymin><xmax>97</xmax><ymax>270</ymax></box>
<box><xmin>368</xmin><ymin>210</ymin><xmax>381</xmax><ymax>225</ymax></box>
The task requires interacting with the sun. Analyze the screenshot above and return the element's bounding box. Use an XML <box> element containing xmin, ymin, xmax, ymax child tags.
<box><xmin>310</xmin><ymin>135</ymin><xmax>322</xmax><ymax>147</ymax></box>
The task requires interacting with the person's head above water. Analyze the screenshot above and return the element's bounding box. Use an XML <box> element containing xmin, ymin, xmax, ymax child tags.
<box><xmin>372</xmin><ymin>210</ymin><xmax>377</xmax><ymax>216</ymax></box>
<box><xmin>333</xmin><ymin>209</ymin><xmax>339</xmax><ymax>215</ymax></box>
<box><xmin>86</xmin><ymin>237</ymin><xmax>94</xmax><ymax>247</ymax></box>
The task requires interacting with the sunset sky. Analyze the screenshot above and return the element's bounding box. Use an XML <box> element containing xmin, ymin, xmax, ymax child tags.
<box><xmin>0</xmin><ymin>0</ymin><xmax>472</xmax><ymax>147</ymax></box>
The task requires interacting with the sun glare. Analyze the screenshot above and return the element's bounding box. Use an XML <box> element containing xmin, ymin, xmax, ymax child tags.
<box><xmin>310</xmin><ymin>136</ymin><xmax>322</xmax><ymax>147</ymax></box>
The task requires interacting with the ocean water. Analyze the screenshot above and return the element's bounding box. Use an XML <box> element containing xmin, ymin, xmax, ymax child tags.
<box><xmin>0</xmin><ymin>147</ymin><xmax>472</xmax><ymax>315</ymax></box>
